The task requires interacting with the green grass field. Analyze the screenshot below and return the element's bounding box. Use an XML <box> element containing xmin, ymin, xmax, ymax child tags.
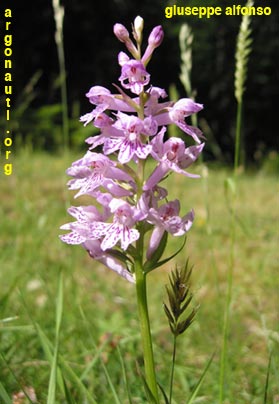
<box><xmin>0</xmin><ymin>150</ymin><xmax>278</xmax><ymax>403</ymax></box>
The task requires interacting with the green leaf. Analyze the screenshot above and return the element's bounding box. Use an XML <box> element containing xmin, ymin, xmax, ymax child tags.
<box><xmin>55</xmin><ymin>272</ymin><xmax>64</xmax><ymax>338</ymax></box>
<box><xmin>62</xmin><ymin>375</ymin><xmax>78</xmax><ymax>404</ymax></box>
<box><xmin>0</xmin><ymin>382</ymin><xmax>12</xmax><ymax>404</ymax></box>
<box><xmin>144</xmin><ymin>231</ymin><xmax>168</xmax><ymax>269</ymax></box>
<box><xmin>47</xmin><ymin>273</ymin><xmax>64</xmax><ymax>404</ymax></box>
<box><xmin>158</xmin><ymin>382</ymin><xmax>170</xmax><ymax>404</ymax></box>
<box><xmin>140</xmin><ymin>373</ymin><xmax>158</xmax><ymax>404</ymax></box>
<box><xmin>263</xmin><ymin>352</ymin><xmax>272</xmax><ymax>404</ymax></box>
<box><xmin>47</xmin><ymin>345</ymin><xmax>59</xmax><ymax>404</ymax></box>
<box><xmin>144</xmin><ymin>236</ymin><xmax>187</xmax><ymax>273</ymax></box>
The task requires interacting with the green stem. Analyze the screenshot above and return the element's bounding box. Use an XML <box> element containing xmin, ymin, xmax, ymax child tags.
<box><xmin>234</xmin><ymin>101</ymin><xmax>243</xmax><ymax>173</ymax></box>
<box><xmin>53</xmin><ymin>0</ymin><xmax>69</xmax><ymax>153</ymax></box>
<box><xmin>135</xmin><ymin>256</ymin><xmax>159</xmax><ymax>403</ymax></box>
<box><xmin>169</xmin><ymin>335</ymin><xmax>177</xmax><ymax>404</ymax></box>
<box><xmin>58</xmin><ymin>41</ymin><xmax>69</xmax><ymax>153</ymax></box>
<box><xmin>219</xmin><ymin>233</ymin><xmax>234</xmax><ymax>403</ymax></box>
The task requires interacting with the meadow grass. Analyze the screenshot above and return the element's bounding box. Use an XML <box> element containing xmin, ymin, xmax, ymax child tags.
<box><xmin>0</xmin><ymin>150</ymin><xmax>278</xmax><ymax>403</ymax></box>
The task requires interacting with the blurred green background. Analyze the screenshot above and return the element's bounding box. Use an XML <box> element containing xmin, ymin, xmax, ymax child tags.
<box><xmin>0</xmin><ymin>0</ymin><xmax>278</xmax><ymax>164</ymax></box>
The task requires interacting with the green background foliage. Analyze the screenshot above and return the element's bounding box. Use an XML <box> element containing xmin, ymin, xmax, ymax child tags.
<box><xmin>0</xmin><ymin>0</ymin><xmax>278</xmax><ymax>162</ymax></box>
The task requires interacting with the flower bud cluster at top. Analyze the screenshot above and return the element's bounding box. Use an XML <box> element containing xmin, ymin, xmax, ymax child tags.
<box><xmin>60</xmin><ymin>16</ymin><xmax>205</xmax><ymax>283</ymax></box>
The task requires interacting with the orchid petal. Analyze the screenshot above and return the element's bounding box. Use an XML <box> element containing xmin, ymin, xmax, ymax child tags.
<box><xmin>147</xmin><ymin>226</ymin><xmax>165</xmax><ymax>259</ymax></box>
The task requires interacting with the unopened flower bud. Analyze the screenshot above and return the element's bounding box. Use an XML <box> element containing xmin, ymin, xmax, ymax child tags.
<box><xmin>114</xmin><ymin>23</ymin><xmax>139</xmax><ymax>59</ymax></box>
<box><xmin>133</xmin><ymin>16</ymin><xmax>144</xmax><ymax>42</ymax></box>
<box><xmin>113</xmin><ymin>23</ymin><xmax>130</xmax><ymax>43</ymax></box>
<box><xmin>141</xmin><ymin>25</ymin><xmax>164</xmax><ymax>66</ymax></box>
<box><xmin>148</xmin><ymin>25</ymin><xmax>164</xmax><ymax>48</ymax></box>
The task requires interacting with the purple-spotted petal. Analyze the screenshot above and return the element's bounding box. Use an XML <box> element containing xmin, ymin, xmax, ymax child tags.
<box><xmin>60</xmin><ymin>231</ymin><xmax>86</xmax><ymax>245</ymax></box>
<box><xmin>119</xmin><ymin>60</ymin><xmax>150</xmax><ymax>95</ymax></box>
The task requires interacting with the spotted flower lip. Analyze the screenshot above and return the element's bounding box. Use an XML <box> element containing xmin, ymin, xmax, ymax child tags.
<box><xmin>88</xmin><ymin>199</ymin><xmax>144</xmax><ymax>251</ymax></box>
<box><xmin>119</xmin><ymin>59</ymin><xmax>150</xmax><ymax>95</ymax></box>
<box><xmin>59</xmin><ymin>205</ymin><xmax>107</xmax><ymax>245</ymax></box>
<box><xmin>66</xmin><ymin>151</ymin><xmax>134</xmax><ymax>198</ymax></box>
<box><xmin>102</xmin><ymin>112</ymin><xmax>157</xmax><ymax>164</ymax></box>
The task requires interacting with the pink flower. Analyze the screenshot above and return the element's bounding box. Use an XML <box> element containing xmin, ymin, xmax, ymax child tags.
<box><xmin>103</xmin><ymin>112</ymin><xmax>157</xmax><ymax>163</ymax></box>
<box><xmin>119</xmin><ymin>59</ymin><xmax>150</xmax><ymax>95</ymax></box>
<box><xmin>90</xmin><ymin>199</ymin><xmax>145</xmax><ymax>251</ymax></box>
<box><xmin>59</xmin><ymin>205</ymin><xmax>107</xmax><ymax>245</ymax></box>
<box><xmin>144</xmin><ymin>86</ymin><xmax>170</xmax><ymax>116</ymax></box>
<box><xmin>60</xmin><ymin>198</ymin><xmax>144</xmax><ymax>252</ymax></box>
<box><xmin>60</xmin><ymin>17</ymin><xmax>205</xmax><ymax>282</ymax></box>
<box><xmin>85</xmin><ymin>112</ymin><xmax>122</xmax><ymax>150</ymax></box>
<box><xmin>146</xmin><ymin>200</ymin><xmax>194</xmax><ymax>258</ymax></box>
<box><xmin>138</xmin><ymin>186</ymin><xmax>168</xmax><ymax>217</ymax></box>
<box><xmin>144</xmin><ymin>128</ymin><xmax>205</xmax><ymax>190</ymax></box>
<box><xmin>154</xmin><ymin>98</ymin><xmax>204</xmax><ymax>143</ymax></box>
<box><xmin>66</xmin><ymin>151</ymin><xmax>134</xmax><ymax>198</ymax></box>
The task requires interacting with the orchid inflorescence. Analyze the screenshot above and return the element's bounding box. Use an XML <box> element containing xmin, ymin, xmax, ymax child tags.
<box><xmin>60</xmin><ymin>16</ymin><xmax>205</xmax><ymax>283</ymax></box>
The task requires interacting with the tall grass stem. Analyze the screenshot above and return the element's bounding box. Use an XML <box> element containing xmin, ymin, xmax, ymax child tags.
<box><xmin>234</xmin><ymin>101</ymin><xmax>243</xmax><ymax>173</ymax></box>
<box><xmin>47</xmin><ymin>272</ymin><xmax>64</xmax><ymax>404</ymax></box>
<box><xmin>52</xmin><ymin>0</ymin><xmax>70</xmax><ymax>152</ymax></box>
<box><xmin>219</xmin><ymin>2</ymin><xmax>253</xmax><ymax>401</ymax></box>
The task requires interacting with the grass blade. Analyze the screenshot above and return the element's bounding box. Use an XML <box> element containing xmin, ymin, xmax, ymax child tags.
<box><xmin>117</xmin><ymin>346</ymin><xmax>133</xmax><ymax>404</ymax></box>
<box><xmin>158</xmin><ymin>382</ymin><xmax>170</xmax><ymax>404</ymax></box>
<box><xmin>47</xmin><ymin>272</ymin><xmax>64</xmax><ymax>404</ymax></box>
<box><xmin>101</xmin><ymin>360</ymin><xmax>122</xmax><ymax>404</ymax></box>
<box><xmin>80</xmin><ymin>338</ymin><xmax>109</xmax><ymax>382</ymax></box>
<box><xmin>263</xmin><ymin>352</ymin><xmax>272</xmax><ymax>404</ymax></box>
<box><xmin>187</xmin><ymin>352</ymin><xmax>215</xmax><ymax>404</ymax></box>
<box><xmin>62</xmin><ymin>374</ymin><xmax>78</xmax><ymax>404</ymax></box>
<box><xmin>0</xmin><ymin>381</ymin><xmax>12</xmax><ymax>404</ymax></box>
<box><xmin>36</xmin><ymin>322</ymin><xmax>98</xmax><ymax>404</ymax></box>
<box><xmin>138</xmin><ymin>368</ymin><xmax>157</xmax><ymax>404</ymax></box>
<box><xmin>47</xmin><ymin>318</ymin><xmax>59</xmax><ymax>403</ymax></box>
<box><xmin>79</xmin><ymin>306</ymin><xmax>121</xmax><ymax>404</ymax></box>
